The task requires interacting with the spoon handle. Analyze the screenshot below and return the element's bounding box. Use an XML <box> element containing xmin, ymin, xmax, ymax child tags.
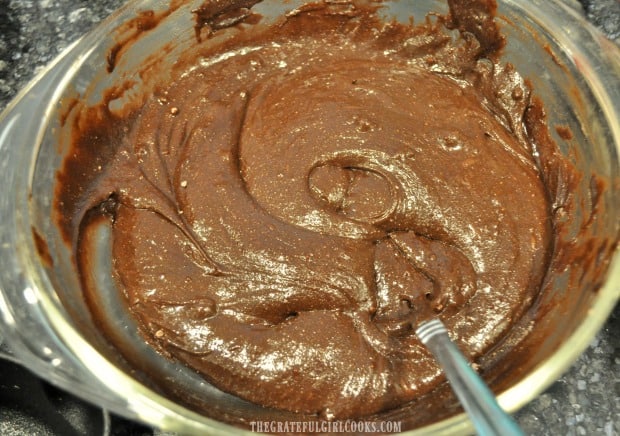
<box><xmin>416</xmin><ymin>319</ymin><xmax>524</xmax><ymax>436</ymax></box>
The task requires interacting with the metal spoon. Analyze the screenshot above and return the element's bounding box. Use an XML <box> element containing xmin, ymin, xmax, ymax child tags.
<box><xmin>416</xmin><ymin>318</ymin><xmax>524</xmax><ymax>436</ymax></box>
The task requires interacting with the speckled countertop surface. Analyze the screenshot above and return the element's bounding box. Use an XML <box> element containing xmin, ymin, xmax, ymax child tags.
<box><xmin>0</xmin><ymin>1</ymin><xmax>619</xmax><ymax>435</ymax></box>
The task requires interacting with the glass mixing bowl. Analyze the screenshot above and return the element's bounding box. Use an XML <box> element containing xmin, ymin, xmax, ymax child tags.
<box><xmin>0</xmin><ymin>0</ymin><xmax>618</xmax><ymax>434</ymax></box>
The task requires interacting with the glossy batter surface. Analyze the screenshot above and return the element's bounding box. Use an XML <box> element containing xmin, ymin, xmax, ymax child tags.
<box><xmin>57</xmin><ymin>0</ymin><xmax>553</xmax><ymax>419</ymax></box>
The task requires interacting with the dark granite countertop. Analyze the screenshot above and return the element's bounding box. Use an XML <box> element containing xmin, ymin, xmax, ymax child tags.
<box><xmin>0</xmin><ymin>1</ymin><xmax>618</xmax><ymax>435</ymax></box>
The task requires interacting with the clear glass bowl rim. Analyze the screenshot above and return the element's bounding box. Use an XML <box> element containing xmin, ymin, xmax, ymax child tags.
<box><xmin>0</xmin><ymin>0</ymin><xmax>618</xmax><ymax>434</ymax></box>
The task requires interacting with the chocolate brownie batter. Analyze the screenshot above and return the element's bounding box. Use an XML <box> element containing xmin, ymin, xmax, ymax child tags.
<box><xmin>57</xmin><ymin>0</ymin><xmax>558</xmax><ymax>421</ymax></box>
